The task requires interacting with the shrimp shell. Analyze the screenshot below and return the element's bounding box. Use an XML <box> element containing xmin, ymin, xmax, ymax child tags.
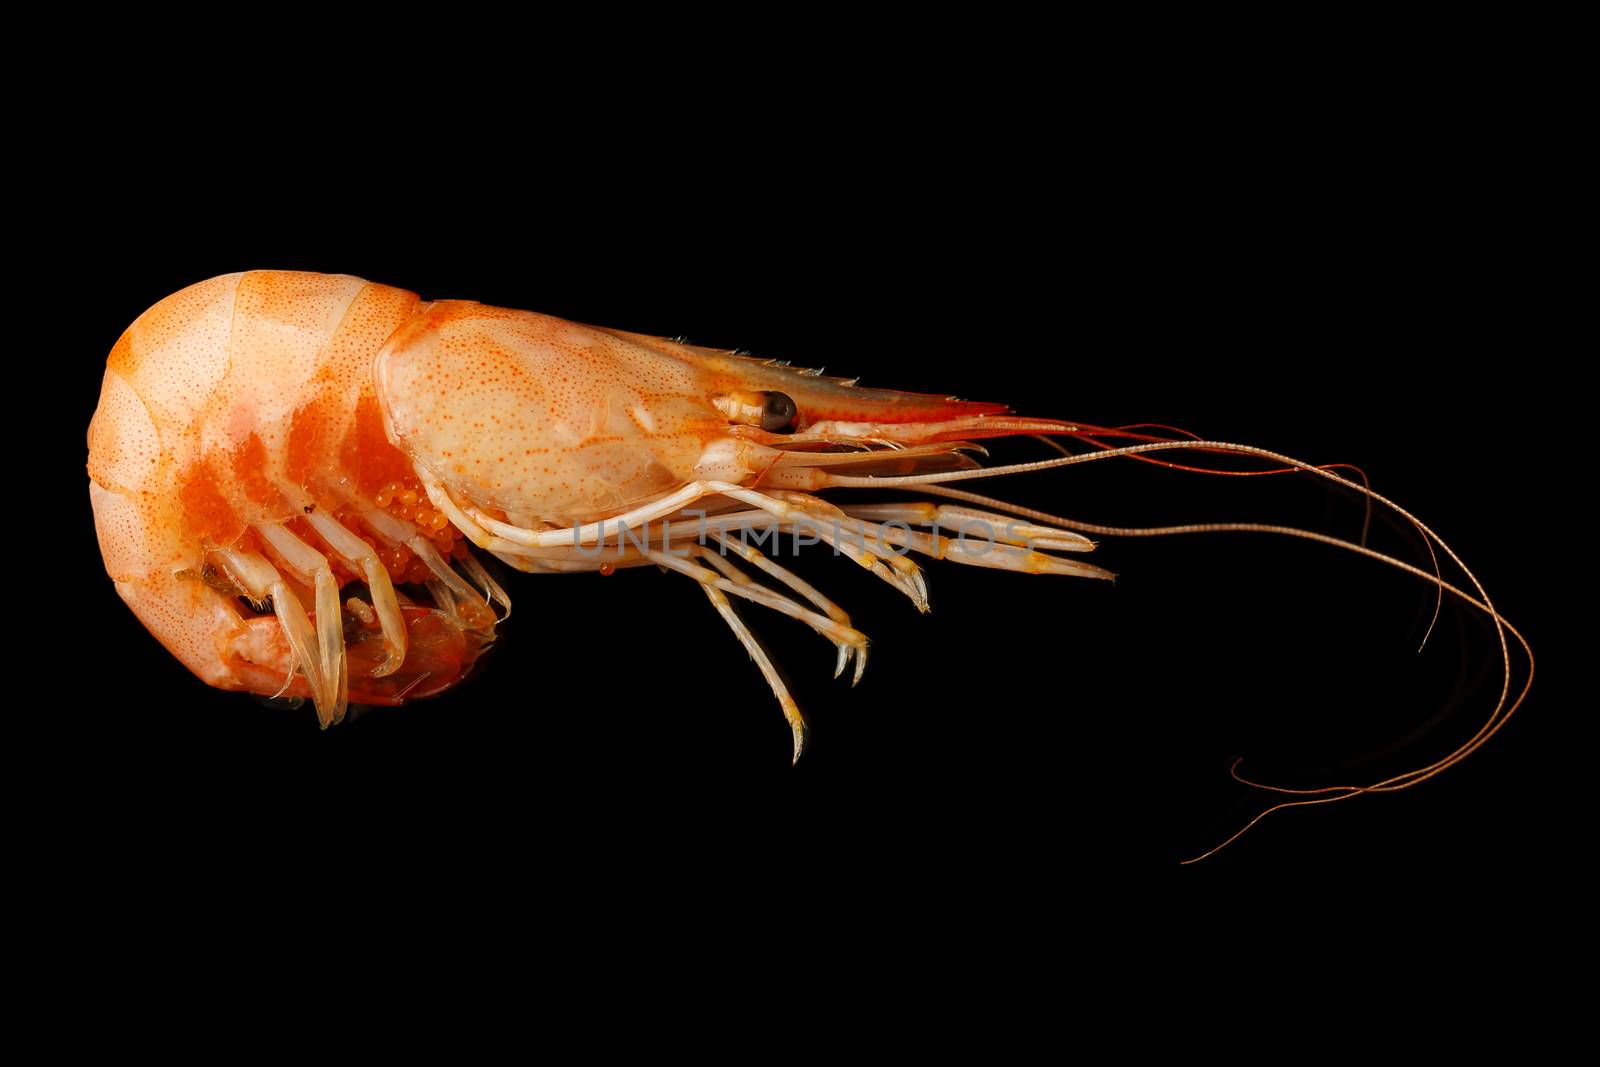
<box><xmin>87</xmin><ymin>270</ymin><xmax>1530</xmax><ymax>861</ymax></box>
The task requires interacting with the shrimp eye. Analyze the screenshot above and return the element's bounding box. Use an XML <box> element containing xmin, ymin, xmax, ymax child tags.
<box><xmin>760</xmin><ymin>391</ymin><xmax>798</xmax><ymax>432</ymax></box>
<box><xmin>713</xmin><ymin>390</ymin><xmax>800</xmax><ymax>432</ymax></box>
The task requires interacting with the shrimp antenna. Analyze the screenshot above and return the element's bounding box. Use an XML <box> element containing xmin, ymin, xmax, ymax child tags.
<box><xmin>818</xmin><ymin>440</ymin><xmax>1532</xmax><ymax>862</ymax></box>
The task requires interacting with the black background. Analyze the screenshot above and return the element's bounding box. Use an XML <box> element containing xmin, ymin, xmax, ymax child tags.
<box><xmin>53</xmin><ymin>78</ymin><xmax>1565</xmax><ymax>912</ymax></box>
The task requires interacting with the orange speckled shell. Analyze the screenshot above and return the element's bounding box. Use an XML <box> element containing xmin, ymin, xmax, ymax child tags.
<box><xmin>373</xmin><ymin>300</ymin><xmax>1006</xmax><ymax>525</ymax></box>
<box><xmin>88</xmin><ymin>272</ymin><xmax>422</xmax><ymax>686</ymax></box>
<box><xmin>377</xmin><ymin>301</ymin><xmax>729</xmax><ymax>523</ymax></box>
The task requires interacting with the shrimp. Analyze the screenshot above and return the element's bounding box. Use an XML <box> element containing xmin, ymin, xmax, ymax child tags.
<box><xmin>87</xmin><ymin>270</ymin><xmax>1530</xmax><ymax>856</ymax></box>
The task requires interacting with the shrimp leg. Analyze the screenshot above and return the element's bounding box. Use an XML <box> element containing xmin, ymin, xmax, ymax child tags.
<box><xmin>417</xmin><ymin>473</ymin><xmax>732</xmax><ymax>550</ymax></box>
<box><xmin>642</xmin><ymin>549</ymin><xmax>869</xmax><ymax>660</ymax></box>
<box><xmin>688</xmin><ymin>506</ymin><xmax>1115</xmax><ymax>580</ymax></box>
<box><xmin>695</xmin><ymin>581</ymin><xmax>808</xmax><ymax>764</ymax></box>
<box><xmin>360</xmin><ymin>506</ymin><xmax>496</xmax><ymax>631</ymax></box>
<box><xmin>421</xmin><ymin>469</ymin><xmax>922</xmax><ymax>616</ymax></box>
<box><xmin>831</xmin><ymin>513</ymin><xmax>1115</xmax><ymax>580</ymax></box>
<box><xmin>692</xmin><ymin>542</ymin><xmax>868</xmax><ymax>685</ymax></box>
<box><xmin>215</xmin><ymin>543</ymin><xmax>347</xmax><ymax>727</ymax></box>
<box><xmin>836</xmin><ymin>503</ymin><xmax>1098</xmax><ymax>553</ymax></box>
<box><xmin>302</xmin><ymin>509</ymin><xmax>408</xmax><ymax>676</ymax></box>
<box><xmin>253</xmin><ymin>523</ymin><xmax>350</xmax><ymax>726</ymax></box>
<box><xmin>645</xmin><ymin>541</ymin><xmax>892</xmax><ymax>759</ymax></box>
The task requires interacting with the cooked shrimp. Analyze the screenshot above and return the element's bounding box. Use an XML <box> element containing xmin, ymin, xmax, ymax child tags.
<box><xmin>86</xmin><ymin>271</ymin><xmax>1530</xmax><ymax>856</ymax></box>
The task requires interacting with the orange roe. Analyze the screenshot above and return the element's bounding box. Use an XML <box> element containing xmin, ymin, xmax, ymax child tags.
<box><xmin>360</xmin><ymin>475</ymin><xmax>465</xmax><ymax>578</ymax></box>
<box><xmin>345</xmin><ymin>394</ymin><xmax>414</xmax><ymax>497</ymax></box>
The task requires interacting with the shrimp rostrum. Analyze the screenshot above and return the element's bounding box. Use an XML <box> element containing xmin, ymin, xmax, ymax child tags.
<box><xmin>88</xmin><ymin>272</ymin><xmax>1528</xmax><ymax>850</ymax></box>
